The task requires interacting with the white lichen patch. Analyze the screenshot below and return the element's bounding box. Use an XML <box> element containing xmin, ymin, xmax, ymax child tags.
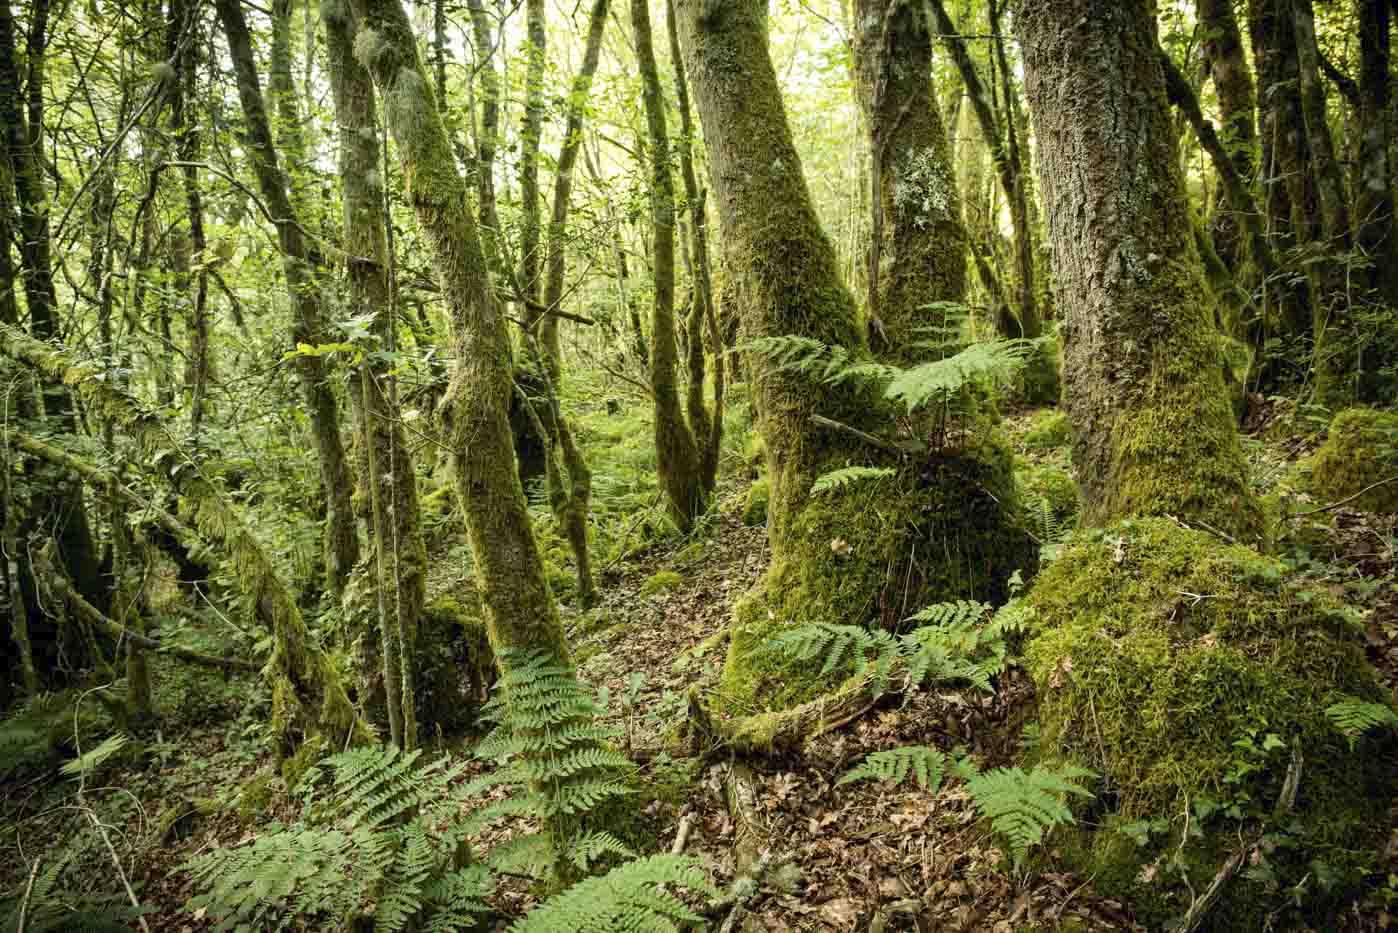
<box><xmin>892</xmin><ymin>146</ymin><xmax>952</xmax><ymax>228</ymax></box>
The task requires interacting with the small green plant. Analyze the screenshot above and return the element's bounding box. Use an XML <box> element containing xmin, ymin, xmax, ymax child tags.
<box><xmin>508</xmin><ymin>854</ymin><xmax>714</xmax><ymax>932</ymax></box>
<box><xmin>1324</xmin><ymin>696</ymin><xmax>1398</xmax><ymax>747</ymax></box>
<box><xmin>837</xmin><ymin>745</ymin><xmax>947</xmax><ymax>790</ymax></box>
<box><xmin>810</xmin><ymin>465</ymin><xmax>896</xmax><ymax>495</ymax></box>
<box><xmin>963</xmin><ymin>763</ymin><xmax>1096</xmax><ymax>866</ymax></box>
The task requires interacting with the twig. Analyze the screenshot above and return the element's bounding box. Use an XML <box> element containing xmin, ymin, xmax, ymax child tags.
<box><xmin>1289</xmin><ymin>475</ymin><xmax>1398</xmax><ymax>519</ymax></box>
<box><xmin>84</xmin><ymin>806</ymin><xmax>151</xmax><ymax>933</ymax></box>
<box><xmin>809</xmin><ymin>414</ymin><xmax>903</xmax><ymax>456</ymax></box>
<box><xmin>669</xmin><ymin>813</ymin><xmax>695</xmax><ymax>854</ymax></box>
<box><xmin>17</xmin><ymin>855</ymin><xmax>40</xmax><ymax>933</ymax></box>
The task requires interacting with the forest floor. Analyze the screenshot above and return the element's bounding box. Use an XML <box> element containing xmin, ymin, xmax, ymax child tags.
<box><xmin>3</xmin><ymin>404</ymin><xmax>1397</xmax><ymax>931</ymax></box>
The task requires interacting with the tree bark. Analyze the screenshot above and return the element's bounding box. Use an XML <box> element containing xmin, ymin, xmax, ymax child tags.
<box><xmin>1356</xmin><ymin>0</ymin><xmax>1395</xmax><ymax>306</ymax></box>
<box><xmin>216</xmin><ymin>0</ymin><xmax>359</xmax><ymax>599</ymax></box>
<box><xmin>852</xmin><ymin>0</ymin><xmax>967</xmax><ymax>362</ymax></box>
<box><xmin>636</xmin><ymin>0</ymin><xmax>706</xmax><ymax>533</ymax></box>
<box><xmin>1197</xmin><ymin>0</ymin><xmax>1259</xmax><ymax>270</ymax></box>
<box><xmin>1017</xmin><ymin>0</ymin><xmax>1261</xmax><ymax>540</ymax></box>
<box><xmin>350</xmin><ymin>0</ymin><xmax>570</xmax><ymax>665</ymax></box>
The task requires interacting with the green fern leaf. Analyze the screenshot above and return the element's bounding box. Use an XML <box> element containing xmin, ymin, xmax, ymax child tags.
<box><xmin>838</xmin><ymin>746</ymin><xmax>947</xmax><ymax>791</ymax></box>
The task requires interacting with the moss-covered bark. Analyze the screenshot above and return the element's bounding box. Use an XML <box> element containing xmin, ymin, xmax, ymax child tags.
<box><xmin>325</xmin><ymin>0</ymin><xmax>426</xmax><ymax>749</ymax></box>
<box><xmin>1309</xmin><ymin>407</ymin><xmax>1398</xmax><ymax>513</ymax></box>
<box><xmin>216</xmin><ymin>0</ymin><xmax>359</xmax><ymax>599</ymax></box>
<box><xmin>1198</xmin><ymin>0</ymin><xmax>1259</xmax><ymax>270</ymax></box>
<box><xmin>851</xmin><ymin>0</ymin><xmax>966</xmax><ymax>362</ymax></box>
<box><xmin>350</xmin><ymin>0</ymin><xmax>569</xmax><ymax>664</ymax></box>
<box><xmin>1356</xmin><ymin>0</ymin><xmax>1396</xmax><ymax>307</ymax></box>
<box><xmin>636</xmin><ymin>0</ymin><xmax>706</xmax><ymax>533</ymax></box>
<box><xmin>1017</xmin><ymin>0</ymin><xmax>1262</xmax><ymax>541</ymax></box>
<box><xmin>675</xmin><ymin>0</ymin><xmax>1033</xmax><ymax>711</ymax></box>
<box><xmin>0</xmin><ymin>322</ymin><xmax>367</xmax><ymax>753</ymax></box>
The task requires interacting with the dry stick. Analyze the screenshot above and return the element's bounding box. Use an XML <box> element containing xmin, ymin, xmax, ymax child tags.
<box><xmin>16</xmin><ymin>855</ymin><xmax>39</xmax><ymax>933</ymax></box>
<box><xmin>669</xmin><ymin>813</ymin><xmax>695</xmax><ymax>855</ymax></box>
<box><xmin>1291</xmin><ymin>475</ymin><xmax>1398</xmax><ymax>518</ymax></box>
<box><xmin>83</xmin><ymin>805</ymin><xmax>151</xmax><ymax>933</ymax></box>
<box><xmin>809</xmin><ymin>414</ymin><xmax>904</xmax><ymax>456</ymax></box>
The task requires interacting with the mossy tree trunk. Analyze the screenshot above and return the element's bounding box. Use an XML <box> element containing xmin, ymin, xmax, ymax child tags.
<box><xmin>1016</xmin><ymin>0</ymin><xmax>1262</xmax><ymax>541</ymax></box>
<box><xmin>217</xmin><ymin>0</ymin><xmax>360</xmax><ymax>600</ymax></box>
<box><xmin>0</xmin><ymin>0</ymin><xmax>105</xmax><ymax>616</ymax></box>
<box><xmin>1356</xmin><ymin>0</ymin><xmax>1395</xmax><ymax>308</ymax></box>
<box><xmin>925</xmin><ymin>0</ymin><xmax>1040</xmax><ymax>339</ymax></box>
<box><xmin>325</xmin><ymin>1</ymin><xmax>426</xmax><ymax>750</ymax></box>
<box><xmin>1292</xmin><ymin>0</ymin><xmax>1358</xmax><ymax>409</ymax></box>
<box><xmin>636</xmin><ymin>0</ymin><xmax>707</xmax><ymax>533</ymax></box>
<box><xmin>667</xmin><ymin>0</ymin><xmax>723</xmax><ymax>491</ymax></box>
<box><xmin>518</xmin><ymin>0</ymin><xmax>546</xmax><ymax>308</ymax></box>
<box><xmin>1197</xmin><ymin>0</ymin><xmax>1259</xmax><ymax>271</ymax></box>
<box><xmin>674</xmin><ymin>0</ymin><xmax>1033</xmax><ymax>711</ymax></box>
<box><xmin>350</xmin><ymin>0</ymin><xmax>570</xmax><ymax>665</ymax></box>
<box><xmin>852</xmin><ymin>0</ymin><xmax>966</xmax><ymax>363</ymax></box>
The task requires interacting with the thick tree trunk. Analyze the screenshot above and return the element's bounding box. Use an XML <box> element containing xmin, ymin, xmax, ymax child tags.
<box><xmin>1017</xmin><ymin>0</ymin><xmax>1261</xmax><ymax>540</ymax></box>
<box><xmin>325</xmin><ymin>2</ymin><xmax>426</xmax><ymax>749</ymax></box>
<box><xmin>635</xmin><ymin>0</ymin><xmax>707</xmax><ymax>533</ymax></box>
<box><xmin>350</xmin><ymin>0</ymin><xmax>570</xmax><ymax>664</ymax></box>
<box><xmin>675</xmin><ymin>0</ymin><xmax>1032</xmax><ymax>713</ymax></box>
<box><xmin>216</xmin><ymin>0</ymin><xmax>359</xmax><ymax>599</ymax></box>
<box><xmin>852</xmin><ymin>0</ymin><xmax>966</xmax><ymax>362</ymax></box>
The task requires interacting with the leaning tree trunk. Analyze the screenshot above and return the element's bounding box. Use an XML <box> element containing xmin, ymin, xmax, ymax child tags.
<box><xmin>1017</xmin><ymin>0</ymin><xmax>1261</xmax><ymax>540</ymax></box>
<box><xmin>852</xmin><ymin>0</ymin><xmax>966</xmax><ymax>363</ymax></box>
<box><xmin>635</xmin><ymin>0</ymin><xmax>707</xmax><ymax>533</ymax></box>
<box><xmin>350</xmin><ymin>0</ymin><xmax>570</xmax><ymax>665</ymax></box>
<box><xmin>325</xmin><ymin>1</ymin><xmax>426</xmax><ymax>750</ymax></box>
<box><xmin>216</xmin><ymin>0</ymin><xmax>359</xmax><ymax>600</ymax></box>
<box><xmin>1198</xmin><ymin>0</ymin><xmax>1259</xmax><ymax>271</ymax></box>
<box><xmin>674</xmin><ymin>0</ymin><xmax>1033</xmax><ymax>713</ymax></box>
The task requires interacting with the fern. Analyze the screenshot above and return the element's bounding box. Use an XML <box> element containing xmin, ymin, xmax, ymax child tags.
<box><xmin>838</xmin><ymin>746</ymin><xmax>947</xmax><ymax>791</ymax></box>
<box><xmin>60</xmin><ymin>732</ymin><xmax>130</xmax><ymax>780</ymax></box>
<box><xmin>810</xmin><ymin>466</ymin><xmax>896</xmax><ymax>495</ymax></box>
<box><xmin>1325</xmin><ymin>697</ymin><xmax>1398</xmax><ymax>746</ymax></box>
<box><xmin>964</xmin><ymin>763</ymin><xmax>1096</xmax><ymax>866</ymax></box>
<box><xmin>508</xmin><ymin>854</ymin><xmax>715</xmax><ymax>933</ymax></box>
<box><xmin>184</xmin><ymin>745</ymin><xmax>490</xmax><ymax>932</ymax></box>
<box><xmin>905</xmin><ymin>599</ymin><xmax>989</xmax><ymax>627</ymax></box>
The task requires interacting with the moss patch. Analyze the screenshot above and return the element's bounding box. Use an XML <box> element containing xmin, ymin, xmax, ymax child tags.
<box><xmin>639</xmin><ymin>569</ymin><xmax>685</xmax><ymax>597</ymax></box>
<box><xmin>1022</xmin><ymin>410</ymin><xmax>1071</xmax><ymax>451</ymax></box>
<box><xmin>237</xmin><ymin>771</ymin><xmax>279</xmax><ymax>823</ymax></box>
<box><xmin>418</xmin><ymin>596</ymin><xmax>494</xmax><ymax>735</ymax></box>
<box><xmin>1309</xmin><ymin>407</ymin><xmax>1398</xmax><ymax>513</ymax></box>
<box><xmin>721</xmin><ymin>429</ymin><xmax>1036</xmax><ymax>713</ymax></box>
<box><xmin>1024</xmin><ymin>518</ymin><xmax>1391</xmax><ymax>927</ymax></box>
<box><xmin>1010</xmin><ymin>336</ymin><xmax>1060</xmax><ymax>408</ymax></box>
<box><xmin>741</xmin><ymin>476</ymin><xmax>770</xmax><ymax>526</ymax></box>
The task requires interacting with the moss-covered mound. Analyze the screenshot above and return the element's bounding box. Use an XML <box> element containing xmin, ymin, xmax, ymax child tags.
<box><xmin>1309</xmin><ymin>407</ymin><xmax>1398</xmax><ymax>513</ymax></box>
<box><xmin>1022</xmin><ymin>409</ymin><xmax>1071</xmax><ymax>450</ymax></box>
<box><xmin>741</xmin><ymin>476</ymin><xmax>770</xmax><ymax>526</ymax></box>
<box><xmin>1024</xmin><ymin>518</ymin><xmax>1392</xmax><ymax>928</ymax></box>
<box><xmin>721</xmin><ymin>430</ymin><xmax>1037</xmax><ymax>712</ymax></box>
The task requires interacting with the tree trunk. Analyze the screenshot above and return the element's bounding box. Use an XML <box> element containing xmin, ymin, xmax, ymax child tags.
<box><xmin>350</xmin><ymin>0</ymin><xmax>570</xmax><ymax>665</ymax></box>
<box><xmin>674</xmin><ymin>0</ymin><xmax>1033</xmax><ymax>713</ymax></box>
<box><xmin>852</xmin><ymin>0</ymin><xmax>967</xmax><ymax>362</ymax></box>
<box><xmin>1292</xmin><ymin>0</ymin><xmax>1357</xmax><ymax>408</ymax></box>
<box><xmin>636</xmin><ymin>0</ymin><xmax>707</xmax><ymax>533</ymax></box>
<box><xmin>325</xmin><ymin>1</ymin><xmax>427</xmax><ymax>749</ymax></box>
<box><xmin>216</xmin><ymin>0</ymin><xmax>359</xmax><ymax>599</ymax></box>
<box><xmin>518</xmin><ymin>0</ymin><xmax>546</xmax><ymax>309</ymax></box>
<box><xmin>1197</xmin><ymin>0</ymin><xmax>1259</xmax><ymax>270</ymax></box>
<box><xmin>1017</xmin><ymin>0</ymin><xmax>1261</xmax><ymax>540</ymax></box>
<box><xmin>1356</xmin><ymin>0</ymin><xmax>1395</xmax><ymax>308</ymax></box>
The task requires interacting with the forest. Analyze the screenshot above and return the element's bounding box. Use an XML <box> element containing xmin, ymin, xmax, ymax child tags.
<box><xmin>1</xmin><ymin>0</ymin><xmax>1397</xmax><ymax>927</ymax></box>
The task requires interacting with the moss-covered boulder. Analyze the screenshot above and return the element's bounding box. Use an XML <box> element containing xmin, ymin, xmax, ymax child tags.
<box><xmin>1309</xmin><ymin>407</ymin><xmax>1398</xmax><ymax>513</ymax></box>
<box><xmin>741</xmin><ymin>476</ymin><xmax>769</xmax><ymax>526</ymax></box>
<box><xmin>1024</xmin><ymin>518</ymin><xmax>1392</xmax><ymax>927</ymax></box>
<box><xmin>722</xmin><ymin>430</ymin><xmax>1037</xmax><ymax>711</ymax></box>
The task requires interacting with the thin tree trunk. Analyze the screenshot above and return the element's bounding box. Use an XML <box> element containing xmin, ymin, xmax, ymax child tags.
<box><xmin>518</xmin><ymin>0</ymin><xmax>546</xmax><ymax>308</ymax></box>
<box><xmin>216</xmin><ymin>0</ymin><xmax>359</xmax><ymax>599</ymax></box>
<box><xmin>635</xmin><ymin>0</ymin><xmax>705</xmax><ymax>533</ymax></box>
<box><xmin>1356</xmin><ymin>0</ymin><xmax>1395</xmax><ymax>306</ymax></box>
<box><xmin>1198</xmin><ymin>0</ymin><xmax>1259</xmax><ymax>270</ymax></box>
<box><xmin>350</xmin><ymin>0</ymin><xmax>570</xmax><ymax>664</ymax></box>
<box><xmin>1017</xmin><ymin>0</ymin><xmax>1261</xmax><ymax>540</ymax></box>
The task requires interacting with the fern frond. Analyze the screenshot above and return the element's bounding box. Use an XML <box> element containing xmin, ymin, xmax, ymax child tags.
<box><xmin>838</xmin><ymin>746</ymin><xmax>946</xmax><ymax>791</ymax></box>
<box><xmin>811</xmin><ymin>466</ymin><xmax>896</xmax><ymax>495</ymax></box>
<box><xmin>567</xmin><ymin>831</ymin><xmax>636</xmax><ymax>872</ymax></box>
<box><xmin>965</xmin><ymin>763</ymin><xmax>1096</xmax><ymax>865</ymax></box>
<box><xmin>1325</xmin><ymin>697</ymin><xmax>1398</xmax><ymax>745</ymax></box>
<box><xmin>60</xmin><ymin>733</ymin><xmax>129</xmax><ymax>780</ymax></box>
<box><xmin>882</xmin><ymin>340</ymin><xmax>1028</xmax><ymax>412</ymax></box>
<box><xmin>508</xmin><ymin>855</ymin><xmax>715</xmax><ymax>933</ymax></box>
<box><xmin>905</xmin><ymin>599</ymin><xmax>990</xmax><ymax>627</ymax></box>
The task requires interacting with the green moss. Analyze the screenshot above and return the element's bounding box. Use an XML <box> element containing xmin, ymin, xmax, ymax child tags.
<box><xmin>1022</xmin><ymin>410</ymin><xmax>1071</xmax><ymax>451</ymax></box>
<box><xmin>1010</xmin><ymin>336</ymin><xmax>1060</xmax><ymax>407</ymax></box>
<box><xmin>237</xmin><ymin>771</ymin><xmax>279</xmax><ymax>823</ymax></box>
<box><xmin>1309</xmin><ymin>407</ymin><xmax>1398</xmax><ymax>513</ymax></box>
<box><xmin>1017</xmin><ymin>462</ymin><xmax>1078</xmax><ymax>524</ymax></box>
<box><xmin>721</xmin><ymin>429</ymin><xmax>1037</xmax><ymax>712</ymax></box>
<box><xmin>418</xmin><ymin>596</ymin><xmax>493</xmax><ymax>735</ymax></box>
<box><xmin>743</xmin><ymin>434</ymin><xmax>767</xmax><ymax>476</ymax></box>
<box><xmin>1024</xmin><ymin>518</ymin><xmax>1391</xmax><ymax>927</ymax></box>
<box><xmin>741</xmin><ymin>476</ymin><xmax>769</xmax><ymax>526</ymax></box>
<box><xmin>639</xmin><ymin>569</ymin><xmax>684</xmax><ymax>597</ymax></box>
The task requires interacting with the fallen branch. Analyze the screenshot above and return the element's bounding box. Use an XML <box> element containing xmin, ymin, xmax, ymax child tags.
<box><xmin>17</xmin><ymin>856</ymin><xmax>39</xmax><ymax>933</ymax></box>
<box><xmin>691</xmin><ymin>669</ymin><xmax>885</xmax><ymax>755</ymax></box>
<box><xmin>1290</xmin><ymin>475</ymin><xmax>1398</xmax><ymax>519</ymax></box>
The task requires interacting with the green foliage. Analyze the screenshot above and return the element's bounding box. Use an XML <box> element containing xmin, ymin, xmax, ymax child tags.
<box><xmin>639</xmin><ymin>570</ymin><xmax>684</xmax><ymax>597</ymax></box>
<box><xmin>60</xmin><ymin>733</ymin><xmax>130</xmax><ymax>781</ymax></box>
<box><xmin>1309</xmin><ymin>407</ymin><xmax>1398</xmax><ymax>513</ymax></box>
<box><xmin>1325</xmin><ymin>696</ymin><xmax>1398</xmax><ymax>746</ymax></box>
<box><xmin>837</xmin><ymin>745</ymin><xmax>946</xmax><ymax>790</ymax></box>
<box><xmin>466</xmin><ymin>650</ymin><xmax>633</xmax><ymax>876</ymax></box>
<box><xmin>1021</xmin><ymin>410</ymin><xmax>1071</xmax><ymax>450</ymax></box>
<box><xmin>760</xmin><ymin>597</ymin><xmax>1019</xmax><ymax>697</ymax></box>
<box><xmin>507</xmin><ymin>854</ymin><xmax>714</xmax><ymax>933</ymax></box>
<box><xmin>963</xmin><ymin>763</ymin><xmax>1097</xmax><ymax>866</ymax></box>
<box><xmin>184</xmin><ymin>745</ymin><xmax>488</xmax><ymax>932</ymax></box>
<box><xmin>742</xmin><ymin>332</ymin><xmax>1029</xmax><ymax>417</ymax></box>
<box><xmin>741</xmin><ymin>475</ymin><xmax>769</xmax><ymax>526</ymax></box>
<box><xmin>809</xmin><ymin>465</ymin><xmax>896</xmax><ymax>494</ymax></box>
